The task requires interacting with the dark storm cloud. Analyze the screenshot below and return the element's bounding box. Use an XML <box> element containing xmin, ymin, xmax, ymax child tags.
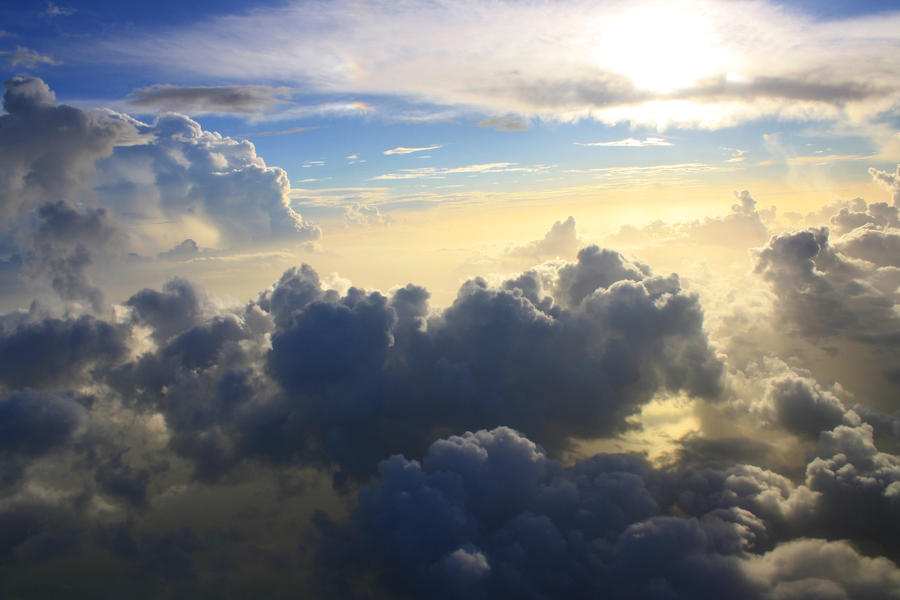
<box><xmin>314</xmin><ymin>425</ymin><xmax>900</xmax><ymax>599</ymax></box>
<box><xmin>256</xmin><ymin>264</ymin><xmax>330</xmax><ymax>330</ymax></box>
<box><xmin>100</xmin><ymin>252</ymin><xmax>722</xmax><ymax>486</ymax></box>
<box><xmin>0</xmin><ymin>389</ymin><xmax>85</xmax><ymax>457</ymax></box>
<box><xmin>0</xmin><ymin>314</ymin><xmax>129</xmax><ymax>390</ymax></box>
<box><xmin>249</xmin><ymin>251</ymin><xmax>724</xmax><ymax>482</ymax></box>
<box><xmin>125</xmin><ymin>278</ymin><xmax>207</xmax><ymax>344</ymax></box>
<box><xmin>754</xmin><ymin>227</ymin><xmax>900</xmax><ymax>344</ymax></box>
<box><xmin>128</xmin><ymin>84</ymin><xmax>288</xmax><ymax>115</ymax></box>
<box><xmin>753</xmin><ymin>372</ymin><xmax>849</xmax><ymax>437</ymax></box>
<box><xmin>804</xmin><ymin>423</ymin><xmax>900</xmax><ymax>554</ymax></box>
<box><xmin>33</xmin><ymin>200</ymin><xmax>123</xmax><ymax>311</ymax></box>
<box><xmin>0</xmin><ymin>77</ymin><xmax>137</xmax><ymax>308</ymax></box>
<box><xmin>0</xmin><ymin>77</ymin><xmax>134</xmax><ymax>223</ymax></box>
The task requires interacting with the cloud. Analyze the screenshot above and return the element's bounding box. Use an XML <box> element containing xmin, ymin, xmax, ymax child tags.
<box><xmin>41</xmin><ymin>2</ymin><xmax>75</xmax><ymax>18</ymax></box>
<box><xmin>313</xmin><ymin>424</ymin><xmax>900</xmax><ymax>598</ymax></box>
<box><xmin>245</xmin><ymin>126</ymin><xmax>313</xmax><ymax>137</ymax></box>
<box><xmin>371</xmin><ymin>162</ymin><xmax>551</xmax><ymax>180</ymax></box>
<box><xmin>869</xmin><ymin>165</ymin><xmax>900</xmax><ymax>206</ymax></box>
<box><xmin>803</xmin><ymin>422</ymin><xmax>900</xmax><ymax>553</ymax></box>
<box><xmin>0</xmin><ymin>313</ymin><xmax>129</xmax><ymax>390</ymax></box>
<box><xmin>94</xmin><ymin>112</ymin><xmax>321</xmax><ymax>246</ymax></box>
<box><xmin>5</xmin><ymin>46</ymin><xmax>60</xmax><ymax>68</ymax></box>
<box><xmin>0</xmin><ymin>389</ymin><xmax>86</xmax><ymax>457</ymax></box>
<box><xmin>157</xmin><ymin>238</ymin><xmax>201</xmax><ymax>261</ymax></box>
<box><xmin>509</xmin><ymin>216</ymin><xmax>578</xmax><ymax>260</ymax></box>
<box><xmin>477</xmin><ymin>116</ymin><xmax>530</xmax><ymax>131</ymax></box>
<box><xmin>0</xmin><ymin>78</ymin><xmax>133</xmax><ymax>308</ymax></box>
<box><xmin>128</xmin><ymin>84</ymin><xmax>289</xmax><ymax>116</ymax></box>
<box><xmin>577</xmin><ymin>137</ymin><xmax>673</xmax><ymax>147</ymax></box>
<box><xmin>383</xmin><ymin>145</ymin><xmax>442</xmax><ymax>155</ymax></box>
<box><xmin>0</xmin><ymin>77</ymin><xmax>133</xmax><ymax>224</ymax></box>
<box><xmin>747</xmin><ymin>538</ymin><xmax>900</xmax><ymax>599</ymax></box>
<box><xmin>1</xmin><ymin>118</ymin><xmax>900</xmax><ymax>596</ymax></box>
<box><xmin>754</xmin><ymin>226</ymin><xmax>900</xmax><ymax>345</ymax></box>
<box><xmin>99</xmin><ymin>0</ymin><xmax>900</xmax><ymax>128</ymax></box>
<box><xmin>255</xmin><ymin>250</ymin><xmax>723</xmax><ymax>482</ymax></box>
<box><xmin>0</xmin><ymin>77</ymin><xmax>321</xmax><ymax>309</ymax></box>
<box><xmin>828</xmin><ymin>197</ymin><xmax>899</xmax><ymax>235</ymax></box>
<box><xmin>752</xmin><ymin>370</ymin><xmax>851</xmax><ymax>438</ymax></box>
<box><xmin>125</xmin><ymin>277</ymin><xmax>209</xmax><ymax>344</ymax></box>
<box><xmin>343</xmin><ymin>203</ymin><xmax>390</xmax><ymax>227</ymax></box>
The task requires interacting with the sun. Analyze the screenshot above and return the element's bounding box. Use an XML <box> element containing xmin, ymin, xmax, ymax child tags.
<box><xmin>592</xmin><ymin>2</ymin><xmax>725</xmax><ymax>93</ymax></box>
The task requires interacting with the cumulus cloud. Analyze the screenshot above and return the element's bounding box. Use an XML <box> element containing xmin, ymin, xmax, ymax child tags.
<box><xmin>509</xmin><ymin>216</ymin><xmax>579</xmax><ymax>260</ymax></box>
<box><xmin>754</xmin><ymin>227</ymin><xmax>900</xmax><ymax>344</ymax></box>
<box><xmin>314</xmin><ymin>424</ymin><xmax>900</xmax><ymax>598</ymax></box>
<box><xmin>0</xmin><ymin>389</ymin><xmax>86</xmax><ymax>457</ymax></box>
<box><xmin>0</xmin><ymin>313</ymin><xmax>129</xmax><ymax>390</ymax></box>
<box><xmin>828</xmin><ymin>197</ymin><xmax>899</xmax><ymax>235</ymax></box>
<box><xmin>0</xmin><ymin>77</ymin><xmax>133</xmax><ymax>224</ymax></box>
<box><xmin>605</xmin><ymin>190</ymin><xmax>770</xmax><ymax>248</ymax></box>
<box><xmin>252</xmin><ymin>250</ymin><xmax>723</xmax><ymax>483</ymax></box>
<box><xmin>0</xmin><ymin>132</ymin><xmax>899</xmax><ymax>596</ymax></box>
<box><xmin>0</xmin><ymin>77</ymin><xmax>319</xmax><ymax>304</ymax></box>
<box><xmin>869</xmin><ymin>165</ymin><xmax>900</xmax><ymax>207</ymax></box>
<box><xmin>94</xmin><ymin>112</ymin><xmax>321</xmax><ymax>246</ymax></box>
<box><xmin>746</xmin><ymin>538</ymin><xmax>900</xmax><ymax>599</ymax></box>
<box><xmin>753</xmin><ymin>371</ymin><xmax>851</xmax><ymax>438</ymax></box>
<box><xmin>157</xmin><ymin>238</ymin><xmax>201</xmax><ymax>261</ymax></box>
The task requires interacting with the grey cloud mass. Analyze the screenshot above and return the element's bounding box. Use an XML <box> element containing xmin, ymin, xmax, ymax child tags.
<box><xmin>128</xmin><ymin>84</ymin><xmax>289</xmax><ymax>115</ymax></box>
<box><xmin>3</xmin><ymin>73</ymin><xmax>900</xmax><ymax>597</ymax></box>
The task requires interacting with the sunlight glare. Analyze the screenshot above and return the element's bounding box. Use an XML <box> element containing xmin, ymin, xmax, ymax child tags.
<box><xmin>594</xmin><ymin>2</ymin><xmax>724</xmax><ymax>93</ymax></box>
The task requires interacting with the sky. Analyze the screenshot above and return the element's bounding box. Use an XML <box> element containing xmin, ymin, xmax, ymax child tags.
<box><xmin>1</xmin><ymin>0</ymin><xmax>900</xmax><ymax>598</ymax></box>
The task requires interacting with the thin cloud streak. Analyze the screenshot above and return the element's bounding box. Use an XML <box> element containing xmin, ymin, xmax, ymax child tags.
<box><xmin>383</xmin><ymin>145</ymin><xmax>443</xmax><ymax>155</ymax></box>
<box><xmin>370</xmin><ymin>162</ymin><xmax>553</xmax><ymax>180</ymax></box>
<box><xmin>577</xmin><ymin>137</ymin><xmax>674</xmax><ymax>147</ymax></box>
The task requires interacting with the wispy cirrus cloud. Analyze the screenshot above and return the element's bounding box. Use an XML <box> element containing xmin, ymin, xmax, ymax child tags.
<box><xmin>370</xmin><ymin>162</ymin><xmax>552</xmax><ymax>180</ymax></box>
<box><xmin>383</xmin><ymin>145</ymin><xmax>442</xmax><ymax>155</ymax></box>
<box><xmin>577</xmin><ymin>137</ymin><xmax>673</xmax><ymax>147</ymax></box>
<box><xmin>244</xmin><ymin>126</ymin><xmax>314</xmax><ymax>137</ymax></box>
<box><xmin>3</xmin><ymin>46</ymin><xmax>60</xmax><ymax>68</ymax></box>
<box><xmin>41</xmin><ymin>2</ymin><xmax>75</xmax><ymax>18</ymax></box>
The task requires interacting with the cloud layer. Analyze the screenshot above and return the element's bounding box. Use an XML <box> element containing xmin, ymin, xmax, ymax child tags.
<box><xmin>101</xmin><ymin>0</ymin><xmax>900</xmax><ymax>127</ymax></box>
